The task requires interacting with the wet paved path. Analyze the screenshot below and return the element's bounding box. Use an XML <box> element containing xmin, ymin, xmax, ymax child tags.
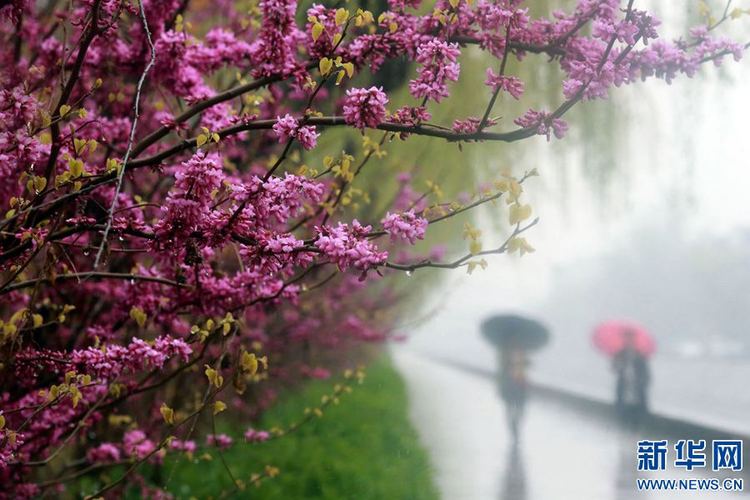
<box><xmin>392</xmin><ymin>348</ymin><xmax>749</xmax><ymax>500</ymax></box>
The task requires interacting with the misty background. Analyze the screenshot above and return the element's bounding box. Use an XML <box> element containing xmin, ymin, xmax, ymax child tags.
<box><xmin>400</xmin><ymin>0</ymin><xmax>750</xmax><ymax>435</ymax></box>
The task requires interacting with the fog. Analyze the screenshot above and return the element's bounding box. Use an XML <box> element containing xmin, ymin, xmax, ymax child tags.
<box><xmin>402</xmin><ymin>0</ymin><xmax>750</xmax><ymax>434</ymax></box>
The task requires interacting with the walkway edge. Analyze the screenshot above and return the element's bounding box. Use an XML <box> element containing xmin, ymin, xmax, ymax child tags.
<box><xmin>427</xmin><ymin>354</ymin><xmax>750</xmax><ymax>445</ymax></box>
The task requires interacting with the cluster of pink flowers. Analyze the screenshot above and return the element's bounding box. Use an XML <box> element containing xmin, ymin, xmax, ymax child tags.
<box><xmin>387</xmin><ymin>106</ymin><xmax>432</xmax><ymax>139</ymax></box>
<box><xmin>514</xmin><ymin>109</ymin><xmax>569</xmax><ymax>141</ymax></box>
<box><xmin>484</xmin><ymin>70</ymin><xmax>524</xmax><ymax>99</ymax></box>
<box><xmin>315</xmin><ymin>221</ymin><xmax>388</xmax><ymax>271</ymax></box>
<box><xmin>153</xmin><ymin>152</ymin><xmax>227</xmax><ymax>254</ymax></box>
<box><xmin>342</xmin><ymin>87</ymin><xmax>389</xmax><ymax>130</ymax></box>
<box><xmin>123</xmin><ymin>429</ymin><xmax>158</xmax><ymax>461</ymax></box>
<box><xmin>169</xmin><ymin>439</ymin><xmax>197</xmax><ymax>454</ymax></box>
<box><xmin>70</xmin><ymin>336</ymin><xmax>192</xmax><ymax>380</ymax></box>
<box><xmin>86</xmin><ymin>443</ymin><xmax>122</xmax><ymax>464</ymax></box>
<box><xmin>409</xmin><ymin>40</ymin><xmax>461</xmax><ymax>102</ymax></box>
<box><xmin>251</xmin><ymin>0</ymin><xmax>300</xmax><ymax>77</ymax></box>
<box><xmin>273</xmin><ymin>113</ymin><xmax>319</xmax><ymax>150</ymax></box>
<box><xmin>305</xmin><ymin>4</ymin><xmax>342</xmax><ymax>59</ymax></box>
<box><xmin>206</xmin><ymin>434</ymin><xmax>234</xmax><ymax>450</ymax></box>
<box><xmin>382</xmin><ymin>211</ymin><xmax>428</xmax><ymax>245</ymax></box>
<box><xmin>244</xmin><ymin>428</ymin><xmax>272</xmax><ymax>443</ymax></box>
<box><xmin>389</xmin><ymin>106</ymin><xmax>431</xmax><ymax>126</ymax></box>
<box><xmin>452</xmin><ymin>116</ymin><xmax>498</xmax><ymax>134</ymax></box>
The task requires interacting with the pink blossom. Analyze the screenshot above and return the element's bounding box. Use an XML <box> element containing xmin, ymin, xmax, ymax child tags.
<box><xmin>389</xmin><ymin>106</ymin><xmax>431</xmax><ymax>126</ymax></box>
<box><xmin>451</xmin><ymin>116</ymin><xmax>498</xmax><ymax>134</ymax></box>
<box><xmin>70</xmin><ymin>335</ymin><xmax>192</xmax><ymax>380</ymax></box>
<box><xmin>206</xmin><ymin>434</ymin><xmax>234</xmax><ymax>450</ymax></box>
<box><xmin>429</xmin><ymin>244</ymin><xmax>448</xmax><ymax>262</ymax></box>
<box><xmin>123</xmin><ymin>430</ymin><xmax>156</xmax><ymax>460</ymax></box>
<box><xmin>244</xmin><ymin>428</ymin><xmax>272</xmax><ymax>443</ymax></box>
<box><xmin>409</xmin><ymin>40</ymin><xmax>461</xmax><ymax>102</ymax></box>
<box><xmin>300</xmin><ymin>365</ymin><xmax>331</xmax><ymax>379</ymax></box>
<box><xmin>169</xmin><ymin>439</ymin><xmax>197</xmax><ymax>453</ymax></box>
<box><xmin>484</xmin><ymin>70</ymin><xmax>525</xmax><ymax>99</ymax></box>
<box><xmin>343</xmin><ymin>87</ymin><xmax>389</xmax><ymax>130</ymax></box>
<box><xmin>272</xmin><ymin>113</ymin><xmax>298</xmax><ymax>142</ymax></box>
<box><xmin>382</xmin><ymin>211</ymin><xmax>428</xmax><ymax>245</ymax></box>
<box><xmin>86</xmin><ymin>443</ymin><xmax>121</xmax><ymax>463</ymax></box>
<box><xmin>296</xmin><ymin>125</ymin><xmax>319</xmax><ymax>150</ymax></box>
<box><xmin>514</xmin><ymin>109</ymin><xmax>569</xmax><ymax>141</ymax></box>
<box><xmin>272</xmin><ymin>114</ymin><xmax>319</xmax><ymax>150</ymax></box>
<box><xmin>315</xmin><ymin>220</ymin><xmax>388</xmax><ymax>271</ymax></box>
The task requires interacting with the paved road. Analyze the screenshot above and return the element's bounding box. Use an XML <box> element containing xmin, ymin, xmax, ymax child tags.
<box><xmin>392</xmin><ymin>348</ymin><xmax>749</xmax><ymax>500</ymax></box>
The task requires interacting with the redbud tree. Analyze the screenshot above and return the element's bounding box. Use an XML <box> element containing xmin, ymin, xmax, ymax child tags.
<box><xmin>0</xmin><ymin>0</ymin><xmax>745</xmax><ymax>496</ymax></box>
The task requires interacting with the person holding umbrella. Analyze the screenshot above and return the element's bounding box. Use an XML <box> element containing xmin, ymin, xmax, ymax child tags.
<box><xmin>593</xmin><ymin>321</ymin><xmax>655</xmax><ymax>429</ymax></box>
<box><xmin>481</xmin><ymin>314</ymin><xmax>549</xmax><ymax>444</ymax></box>
<box><xmin>500</xmin><ymin>344</ymin><xmax>529</xmax><ymax>442</ymax></box>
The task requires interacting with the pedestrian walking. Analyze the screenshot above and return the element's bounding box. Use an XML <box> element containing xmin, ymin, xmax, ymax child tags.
<box><xmin>593</xmin><ymin>320</ymin><xmax>655</xmax><ymax>429</ymax></box>
<box><xmin>481</xmin><ymin>314</ymin><xmax>549</xmax><ymax>444</ymax></box>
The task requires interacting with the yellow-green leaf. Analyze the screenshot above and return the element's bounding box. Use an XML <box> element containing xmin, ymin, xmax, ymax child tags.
<box><xmin>40</xmin><ymin>111</ymin><xmax>52</xmax><ymax>128</ymax></box>
<box><xmin>509</xmin><ymin>204</ymin><xmax>532</xmax><ymax>225</ymax></box>
<box><xmin>129</xmin><ymin>306</ymin><xmax>147</xmax><ymax>328</ymax></box>
<box><xmin>240</xmin><ymin>350</ymin><xmax>259</xmax><ymax>375</ymax></box>
<box><xmin>213</xmin><ymin>401</ymin><xmax>227</xmax><ymax>415</ymax></box>
<box><xmin>507</xmin><ymin>237</ymin><xmax>535</xmax><ymax>256</ymax></box>
<box><xmin>160</xmin><ymin>403</ymin><xmax>175</xmax><ymax>425</ymax></box>
<box><xmin>70</xmin><ymin>386</ymin><xmax>82</xmax><ymax>408</ymax></box>
<box><xmin>312</xmin><ymin>22</ymin><xmax>324</xmax><ymax>41</ymax></box>
<box><xmin>68</xmin><ymin>158</ymin><xmax>84</xmax><ymax>178</ymax></box>
<box><xmin>106</xmin><ymin>158</ymin><xmax>121</xmax><ymax>173</ymax></box>
<box><xmin>467</xmin><ymin>259</ymin><xmax>488</xmax><ymax>275</ymax></box>
<box><xmin>74</xmin><ymin>138</ymin><xmax>87</xmax><ymax>155</ymax></box>
<box><xmin>335</xmin><ymin>8</ymin><xmax>349</xmax><ymax>26</ymax></box>
<box><xmin>319</xmin><ymin>57</ymin><xmax>333</xmax><ymax>75</ymax></box>
<box><xmin>204</xmin><ymin>365</ymin><xmax>224</xmax><ymax>388</ymax></box>
<box><xmin>469</xmin><ymin>239</ymin><xmax>482</xmax><ymax>255</ymax></box>
<box><xmin>34</xmin><ymin>176</ymin><xmax>47</xmax><ymax>193</ymax></box>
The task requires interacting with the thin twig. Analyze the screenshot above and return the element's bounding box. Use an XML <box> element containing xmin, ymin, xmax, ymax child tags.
<box><xmin>93</xmin><ymin>0</ymin><xmax>156</xmax><ymax>269</ymax></box>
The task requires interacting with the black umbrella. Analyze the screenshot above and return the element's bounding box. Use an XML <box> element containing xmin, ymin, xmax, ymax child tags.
<box><xmin>481</xmin><ymin>314</ymin><xmax>550</xmax><ymax>351</ymax></box>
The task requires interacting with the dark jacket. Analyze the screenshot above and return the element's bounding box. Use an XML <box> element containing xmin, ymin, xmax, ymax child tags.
<box><xmin>613</xmin><ymin>348</ymin><xmax>650</xmax><ymax>410</ymax></box>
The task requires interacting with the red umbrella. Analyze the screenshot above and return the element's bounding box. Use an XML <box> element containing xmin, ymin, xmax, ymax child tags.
<box><xmin>592</xmin><ymin>320</ymin><xmax>656</xmax><ymax>357</ymax></box>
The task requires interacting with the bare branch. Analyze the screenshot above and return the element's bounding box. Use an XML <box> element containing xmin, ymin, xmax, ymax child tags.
<box><xmin>93</xmin><ymin>0</ymin><xmax>157</xmax><ymax>269</ymax></box>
